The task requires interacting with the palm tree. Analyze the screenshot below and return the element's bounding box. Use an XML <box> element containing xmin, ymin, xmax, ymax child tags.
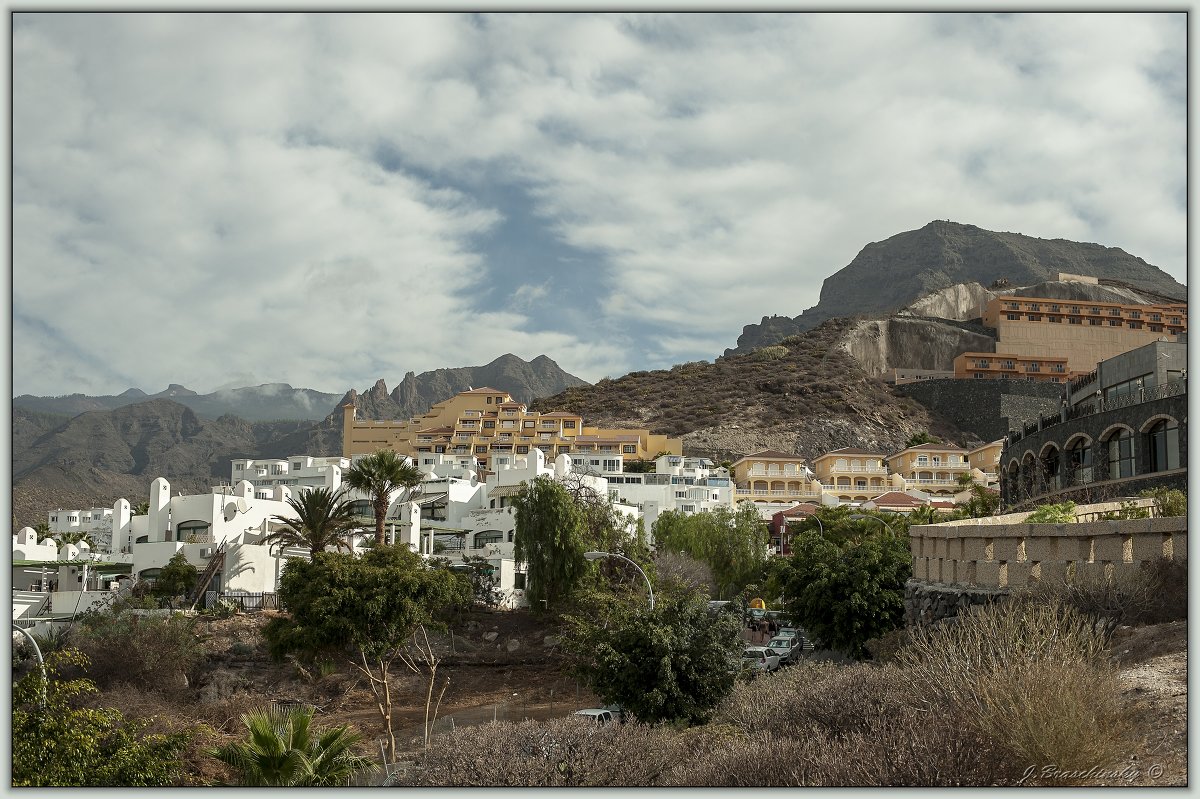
<box><xmin>343</xmin><ymin>449</ymin><xmax>423</xmax><ymax>547</ymax></box>
<box><xmin>262</xmin><ymin>487</ymin><xmax>360</xmax><ymax>559</ymax></box>
<box><xmin>209</xmin><ymin>704</ymin><xmax>376</xmax><ymax>786</ymax></box>
<box><xmin>51</xmin><ymin>530</ymin><xmax>95</xmax><ymax>550</ymax></box>
<box><xmin>132</xmin><ymin>501</ymin><xmax>151</xmax><ymax>516</ymax></box>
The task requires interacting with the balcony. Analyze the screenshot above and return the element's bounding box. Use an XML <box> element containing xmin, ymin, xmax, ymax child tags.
<box><xmin>735</xmin><ymin>488</ymin><xmax>822</xmax><ymax>498</ymax></box>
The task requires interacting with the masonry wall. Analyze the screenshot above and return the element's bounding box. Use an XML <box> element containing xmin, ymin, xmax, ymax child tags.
<box><xmin>893</xmin><ymin>379</ymin><xmax>1064</xmax><ymax>442</ymax></box>
<box><xmin>905</xmin><ymin>500</ymin><xmax>1187</xmax><ymax>623</ymax></box>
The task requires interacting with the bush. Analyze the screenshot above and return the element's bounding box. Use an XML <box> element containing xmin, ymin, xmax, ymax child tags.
<box><xmin>752</xmin><ymin>345</ymin><xmax>789</xmax><ymax>362</ymax></box>
<box><xmin>1024</xmin><ymin>502</ymin><xmax>1077</xmax><ymax>523</ymax></box>
<box><xmin>1137</xmin><ymin>557</ymin><xmax>1188</xmax><ymax>624</ymax></box>
<box><xmin>398</xmin><ymin>717</ymin><xmax>695</xmax><ymax>786</ymax></box>
<box><xmin>73</xmin><ymin>611</ymin><xmax>204</xmax><ymax>691</ymax></box>
<box><xmin>1140</xmin><ymin>487</ymin><xmax>1186</xmax><ymax>517</ymax></box>
<box><xmin>1020</xmin><ymin>565</ymin><xmax>1160</xmax><ymax>639</ymax></box>
<box><xmin>897</xmin><ymin>598</ymin><xmax>1132</xmax><ymax>782</ymax></box>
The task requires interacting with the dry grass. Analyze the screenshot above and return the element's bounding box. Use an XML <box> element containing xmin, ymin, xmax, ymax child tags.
<box><xmin>897</xmin><ymin>598</ymin><xmax>1134</xmax><ymax>784</ymax></box>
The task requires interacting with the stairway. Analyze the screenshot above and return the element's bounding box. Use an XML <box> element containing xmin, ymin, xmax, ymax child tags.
<box><xmin>185</xmin><ymin>541</ymin><xmax>228</xmax><ymax>610</ymax></box>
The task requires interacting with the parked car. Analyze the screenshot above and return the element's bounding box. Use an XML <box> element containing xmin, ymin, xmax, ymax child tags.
<box><xmin>742</xmin><ymin>646</ymin><xmax>781</xmax><ymax>673</ymax></box>
<box><xmin>573</xmin><ymin>708</ymin><xmax>616</xmax><ymax>726</ymax></box>
<box><xmin>778</xmin><ymin>627</ymin><xmax>815</xmax><ymax>654</ymax></box>
<box><xmin>766</xmin><ymin>636</ymin><xmax>800</xmax><ymax>664</ymax></box>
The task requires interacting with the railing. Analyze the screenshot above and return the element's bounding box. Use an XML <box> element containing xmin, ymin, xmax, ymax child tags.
<box><xmin>203</xmin><ymin>591</ymin><xmax>278</xmax><ymax>611</ymax></box>
<box><xmin>1009</xmin><ymin>379</ymin><xmax>1185</xmax><ymax>446</ymax></box>
<box><xmin>735</xmin><ymin>488</ymin><xmax>822</xmax><ymax>497</ymax></box>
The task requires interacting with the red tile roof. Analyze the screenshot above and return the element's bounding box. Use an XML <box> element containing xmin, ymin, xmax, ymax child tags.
<box><xmin>817</xmin><ymin>447</ymin><xmax>886</xmax><ymax>457</ymax></box>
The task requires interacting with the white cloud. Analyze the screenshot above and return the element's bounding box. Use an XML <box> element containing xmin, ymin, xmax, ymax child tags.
<box><xmin>13</xmin><ymin>12</ymin><xmax>1186</xmax><ymax>396</ymax></box>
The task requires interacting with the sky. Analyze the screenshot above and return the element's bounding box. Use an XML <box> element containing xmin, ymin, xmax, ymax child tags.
<box><xmin>11</xmin><ymin>12</ymin><xmax>1187</xmax><ymax>397</ymax></box>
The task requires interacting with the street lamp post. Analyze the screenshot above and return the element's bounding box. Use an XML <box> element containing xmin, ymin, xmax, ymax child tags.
<box><xmin>584</xmin><ymin>551</ymin><xmax>655</xmax><ymax>611</ymax></box>
<box><xmin>12</xmin><ymin>623</ymin><xmax>47</xmax><ymax>709</ymax></box>
<box><xmin>848</xmin><ymin>513</ymin><xmax>895</xmax><ymax>535</ymax></box>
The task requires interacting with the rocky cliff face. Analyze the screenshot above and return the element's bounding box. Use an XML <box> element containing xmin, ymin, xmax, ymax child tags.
<box><xmin>327</xmin><ymin>353</ymin><xmax>590</xmax><ymax>424</ymax></box>
<box><xmin>839</xmin><ymin>318</ymin><xmax>998</xmax><ymax>377</ymax></box>
<box><xmin>726</xmin><ymin>220</ymin><xmax>1186</xmax><ymax>356</ymax></box>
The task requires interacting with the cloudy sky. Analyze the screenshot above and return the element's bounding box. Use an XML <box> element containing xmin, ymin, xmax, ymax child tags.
<box><xmin>12</xmin><ymin>12</ymin><xmax>1186</xmax><ymax>397</ymax></box>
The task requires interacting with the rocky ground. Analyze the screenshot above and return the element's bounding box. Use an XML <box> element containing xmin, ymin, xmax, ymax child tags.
<box><xmin>1110</xmin><ymin>621</ymin><xmax>1188</xmax><ymax>786</ymax></box>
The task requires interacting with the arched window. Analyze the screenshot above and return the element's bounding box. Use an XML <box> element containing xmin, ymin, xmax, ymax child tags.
<box><xmin>1104</xmin><ymin>428</ymin><xmax>1135</xmax><ymax>479</ymax></box>
<box><xmin>473</xmin><ymin>530</ymin><xmax>503</xmax><ymax>548</ymax></box>
<box><xmin>1144</xmin><ymin>419</ymin><xmax>1180</xmax><ymax>472</ymax></box>
<box><xmin>176</xmin><ymin>520</ymin><xmax>210</xmax><ymax>542</ymax></box>
<box><xmin>1040</xmin><ymin>447</ymin><xmax>1061</xmax><ymax>492</ymax></box>
<box><xmin>1066</xmin><ymin>438</ymin><xmax>1092</xmax><ymax>485</ymax></box>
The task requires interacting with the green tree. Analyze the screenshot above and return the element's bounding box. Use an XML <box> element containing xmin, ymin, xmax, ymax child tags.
<box><xmin>776</xmin><ymin>528</ymin><xmax>911</xmax><ymax>658</ymax></box>
<box><xmin>652</xmin><ymin>502</ymin><xmax>769</xmax><ymax>598</ymax></box>
<box><xmin>209</xmin><ymin>704</ymin><xmax>376</xmax><ymax>786</ymax></box>
<box><xmin>512</xmin><ymin>476</ymin><xmax>589</xmax><ymax>610</ymax></box>
<box><xmin>563</xmin><ymin>589</ymin><xmax>743</xmax><ymax>725</ymax></box>
<box><xmin>343</xmin><ymin>449</ymin><xmax>424</xmax><ymax>547</ymax></box>
<box><xmin>1140</xmin><ymin>487</ymin><xmax>1186</xmax><ymax>517</ymax></box>
<box><xmin>263</xmin><ymin>545</ymin><xmax>469</xmax><ymax>760</ymax></box>
<box><xmin>132</xmin><ymin>501</ymin><xmax>151</xmax><ymax>516</ymax></box>
<box><xmin>152</xmin><ymin>551</ymin><xmax>198</xmax><ymax>606</ymax></box>
<box><xmin>12</xmin><ymin>649</ymin><xmax>191</xmax><ymax>786</ymax></box>
<box><xmin>33</xmin><ymin>521</ymin><xmax>52</xmax><ymax>540</ymax></box>
<box><xmin>904</xmin><ymin>431</ymin><xmax>940</xmax><ymax>448</ymax></box>
<box><xmin>52</xmin><ymin>529</ymin><xmax>96</xmax><ymax>549</ymax></box>
<box><xmin>263</xmin><ymin>486</ymin><xmax>360</xmax><ymax>559</ymax></box>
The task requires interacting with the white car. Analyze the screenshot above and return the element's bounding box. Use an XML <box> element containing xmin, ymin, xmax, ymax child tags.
<box><xmin>742</xmin><ymin>646</ymin><xmax>781</xmax><ymax>673</ymax></box>
<box><xmin>766</xmin><ymin>636</ymin><xmax>800</xmax><ymax>664</ymax></box>
<box><xmin>573</xmin><ymin>708</ymin><xmax>616</xmax><ymax>726</ymax></box>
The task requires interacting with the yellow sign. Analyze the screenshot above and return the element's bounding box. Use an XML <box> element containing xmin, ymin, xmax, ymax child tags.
<box><xmin>749</xmin><ymin>598</ymin><xmax>766</xmax><ymax>609</ymax></box>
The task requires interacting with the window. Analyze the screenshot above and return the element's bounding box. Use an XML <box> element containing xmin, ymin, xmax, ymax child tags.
<box><xmin>513</xmin><ymin>572</ymin><xmax>527</xmax><ymax>590</ymax></box>
<box><xmin>1089</xmin><ymin>319</ymin><xmax>1101</xmax><ymax>326</ymax></box>
<box><xmin>272</xmin><ymin>464</ymin><xmax>284</xmax><ymax>475</ymax></box>
<box><xmin>1050</xmin><ymin>304</ymin><xmax>1061</xmax><ymax>312</ymax></box>
<box><xmin>604</xmin><ymin>459</ymin><xmax>620</xmax><ymax>472</ymax></box>
<box><xmin>1005</xmin><ymin>302</ymin><xmax>1019</xmax><ymax>310</ymax></box>
<box><xmin>623</xmin><ymin>445</ymin><xmax>636</xmax><ymax>454</ymax></box>
<box><xmin>563</xmin><ymin>420</ymin><xmax>577</xmax><ymax>430</ymax></box>
<box><xmin>1145</xmin><ymin>420</ymin><xmax>1180</xmax><ymax>472</ymax></box>
<box><xmin>1006</xmin><ymin>313</ymin><xmax>1020</xmax><ymax>321</ymax></box>
<box><xmin>975</xmin><ymin>359</ymin><xmax>990</xmax><ymax>368</ymax></box>
<box><xmin>1169</xmin><ymin>317</ymin><xmax>1182</xmax><ymax>325</ymax></box>
<box><xmin>1129</xmin><ymin>322</ymin><xmax>1142</xmax><ymax>330</ymax></box>
<box><xmin>1150</xmin><ymin>313</ymin><xmax>1162</xmax><ymax>321</ymax></box>
<box><xmin>1105</xmin><ymin>429</ymin><xmax>1135</xmax><ymax>479</ymax></box>
<box><xmin>1002</xmin><ymin>361</ymin><xmax>1015</xmax><ymax>370</ymax></box>
<box><xmin>1108</xmin><ymin>319</ymin><xmax>1121</xmax><ymax>326</ymax></box>
<box><xmin>1068</xmin><ymin>316</ymin><xmax>1081</xmax><ymax>325</ymax></box>
<box><xmin>1048</xmin><ymin>316</ymin><xmax>1061</xmax><ymax>323</ymax></box>
<box><xmin>177</xmin><ymin>520</ymin><xmax>210</xmax><ymax>541</ymax></box>
<box><xmin>435</xmin><ymin>445</ymin><xmax>446</xmax><ymax>453</ymax></box>
<box><xmin>974</xmin><ymin>373</ymin><xmax>985</xmax><ymax>379</ymax></box>
<box><xmin>486</xmin><ymin>396</ymin><xmax>492</xmax><ymax>404</ymax></box>
<box><xmin>1028</xmin><ymin>303</ymin><xmax>1041</xmax><ymax>311</ymax></box>
<box><xmin>517</xmin><ymin>446</ymin><xmax>529</xmax><ymax>454</ymax></box>
<box><xmin>68</xmin><ymin>516</ymin><xmax>77</xmax><ymax>522</ymax></box>
<box><xmin>1027</xmin><ymin>314</ymin><xmax>1041</xmax><ymax>322</ymax></box>
<box><xmin>1067</xmin><ymin>439</ymin><xmax>1092</xmax><ymax>485</ymax></box>
<box><xmin>1109</xmin><ymin>308</ymin><xmax>1122</xmax><ymax>317</ymax></box>
<box><xmin>1027</xmin><ymin>363</ymin><xmax>1040</xmax><ymax>372</ymax></box>
<box><xmin>474</xmin><ymin>530</ymin><xmax>503</xmax><ymax>547</ymax></box>
<box><xmin>293</xmin><ymin>461</ymin><xmax>303</xmax><ymax>470</ymax></box>
<box><xmin>1129</xmin><ymin>311</ymin><xmax>1141</xmax><ymax>319</ymax></box>
<box><xmin>1150</xmin><ymin>324</ymin><xmax>1163</xmax><ymax>332</ymax></box>
<box><xmin>1090</xmin><ymin>307</ymin><xmax>1100</xmax><ymax>315</ymax></box>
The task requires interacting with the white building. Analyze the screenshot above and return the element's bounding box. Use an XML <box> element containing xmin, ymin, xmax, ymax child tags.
<box><xmin>45</xmin><ymin>506</ymin><xmax>116</xmax><ymax>550</ymax></box>
<box><xmin>596</xmin><ymin>454</ymin><xmax>736</xmax><ymax>532</ymax></box>
<box><xmin>231</xmin><ymin>455</ymin><xmax>351</xmax><ymax>499</ymax></box>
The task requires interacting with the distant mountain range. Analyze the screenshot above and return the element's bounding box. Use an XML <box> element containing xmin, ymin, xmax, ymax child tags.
<box><xmin>11</xmin><ymin>354</ymin><xmax>590</xmax><ymax>526</ymax></box>
<box><xmin>726</xmin><ymin>220</ymin><xmax>1187</xmax><ymax>355</ymax></box>
<box><xmin>13</xmin><ymin>353</ymin><xmax>589</xmax><ymax>424</ymax></box>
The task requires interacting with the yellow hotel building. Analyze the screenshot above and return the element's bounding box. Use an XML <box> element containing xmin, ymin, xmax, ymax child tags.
<box><xmin>978</xmin><ymin>295</ymin><xmax>1186</xmax><ymax>375</ymax></box>
<box><xmin>342</xmin><ymin>387</ymin><xmax>682</xmax><ymax>470</ymax></box>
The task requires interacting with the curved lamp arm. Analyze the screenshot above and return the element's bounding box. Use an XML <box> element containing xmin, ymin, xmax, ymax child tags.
<box><xmin>12</xmin><ymin>623</ymin><xmax>47</xmax><ymax>708</ymax></box>
<box><xmin>584</xmin><ymin>551</ymin><xmax>655</xmax><ymax>611</ymax></box>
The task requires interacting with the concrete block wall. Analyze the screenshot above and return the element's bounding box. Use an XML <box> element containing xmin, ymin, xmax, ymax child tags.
<box><xmin>910</xmin><ymin>508</ymin><xmax>1187</xmax><ymax>592</ymax></box>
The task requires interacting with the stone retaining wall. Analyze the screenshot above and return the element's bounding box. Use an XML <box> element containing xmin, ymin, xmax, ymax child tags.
<box><xmin>905</xmin><ymin>499</ymin><xmax>1187</xmax><ymax>622</ymax></box>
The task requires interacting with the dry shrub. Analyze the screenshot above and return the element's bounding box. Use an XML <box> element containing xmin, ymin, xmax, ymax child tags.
<box><xmin>864</xmin><ymin>626</ymin><xmax>910</xmax><ymax>663</ymax></box>
<box><xmin>708</xmin><ymin>663</ymin><xmax>1019</xmax><ymax>786</ymax></box>
<box><xmin>1138</xmin><ymin>557</ymin><xmax>1187</xmax><ymax>624</ymax></box>
<box><xmin>399</xmin><ymin>716</ymin><xmax>694</xmax><ymax>786</ymax></box>
<box><xmin>74</xmin><ymin>611</ymin><xmax>204</xmax><ymax>691</ymax></box>
<box><xmin>898</xmin><ymin>598</ymin><xmax>1132</xmax><ymax>783</ymax></box>
<box><xmin>97</xmin><ymin>685</ymin><xmax>233</xmax><ymax>786</ymax></box>
<box><xmin>1021</xmin><ymin>566</ymin><xmax>1160</xmax><ymax>639</ymax></box>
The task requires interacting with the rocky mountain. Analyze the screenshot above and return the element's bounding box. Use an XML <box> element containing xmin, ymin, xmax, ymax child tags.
<box><xmin>533</xmin><ymin>318</ymin><xmax>966</xmax><ymax>465</ymax></box>
<box><xmin>14</xmin><ymin>383</ymin><xmax>342</xmax><ymax>423</ymax></box>
<box><xmin>11</xmin><ymin>400</ymin><xmax>321</xmax><ymax>527</ymax></box>
<box><xmin>325</xmin><ymin>353</ymin><xmax>589</xmax><ymax>424</ymax></box>
<box><xmin>726</xmin><ymin>220</ymin><xmax>1187</xmax><ymax>355</ymax></box>
<box><xmin>12</xmin><ymin>354</ymin><xmax>587</xmax><ymax>527</ymax></box>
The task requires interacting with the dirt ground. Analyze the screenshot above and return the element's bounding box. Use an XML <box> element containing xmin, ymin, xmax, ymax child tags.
<box><xmin>1109</xmin><ymin>621</ymin><xmax>1188</xmax><ymax>787</ymax></box>
<box><xmin>186</xmin><ymin>608</ymin><xmax>599</xmax><ymax>764</ymax></box>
